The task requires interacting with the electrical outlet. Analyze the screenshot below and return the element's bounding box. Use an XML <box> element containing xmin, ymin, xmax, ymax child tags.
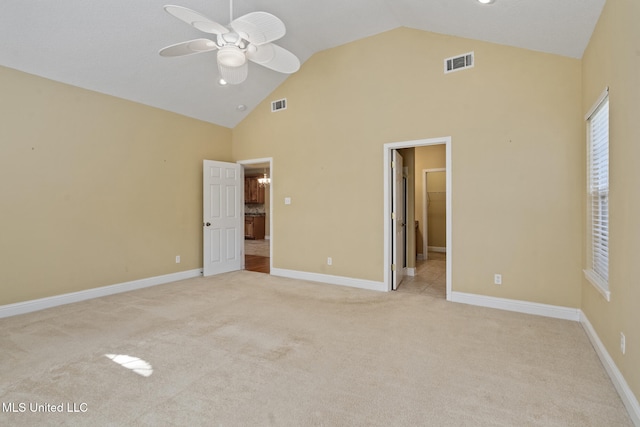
<box><xmin>175</xmin><ymin>255</ymin><xmax>181</xmax><ymax>264</ymax></box>
<box><xmin>494</xmin><ymin>274</ymin><xmax>502</xmax><ymax>285</ymax></box>
<box><xmin>327</xmin><ymin>257</ymin><xmax>332</xmax><ymax>266</ymax></box>
<box><xmin>620</xmin><ymin>333</ymin><xmax>626</xmax><ymax>355</ymax></box>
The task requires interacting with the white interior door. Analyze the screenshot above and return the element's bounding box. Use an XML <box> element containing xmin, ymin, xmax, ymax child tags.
<box><xmin>203</xmin><ymin>160</ymin><xmax>242</xmax><ymax>276</ymax></box>
<box><xmin>392</xmin><ymin>151</ymin><xmax>405</xmax><ymax>290</ymax></box>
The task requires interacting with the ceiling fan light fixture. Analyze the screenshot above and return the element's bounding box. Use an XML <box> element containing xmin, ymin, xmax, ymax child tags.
<box><xmin>218</xmin><ymin>61</ymin><xmax>248</xmax><ymax>85</ymax></box>
<box><xmin>217</xmin><ymin>45</ymin><xmax>246</xmax><ymax>67</ymax></box>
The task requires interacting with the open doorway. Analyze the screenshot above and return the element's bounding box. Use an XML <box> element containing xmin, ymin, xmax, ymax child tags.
<box><xmin>238</xmin><ymin>158</ymin><xmax>273</xmax><ymax>274</ymax></box>
<box><xmin>399</xmin><ymin>166</ymin><xmax>447</xmax><ymax>298</ymax></box>
<box><xmin>383</xmin><ymin>138</ymin><xmax>451</xmax><ymax>299</ymax></box>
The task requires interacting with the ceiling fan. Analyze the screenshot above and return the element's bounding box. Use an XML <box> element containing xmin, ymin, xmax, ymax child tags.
<box><xmin>159</xmin><ymin>1</ymin><xmax>300</xmax><ymax>85</ymax></box>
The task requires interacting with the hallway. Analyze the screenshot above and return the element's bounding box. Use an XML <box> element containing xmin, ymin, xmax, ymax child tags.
<box><xmin>396</xmin><ymin>252</ymin><xmax>446</xmax><ymax>298</ymax></box>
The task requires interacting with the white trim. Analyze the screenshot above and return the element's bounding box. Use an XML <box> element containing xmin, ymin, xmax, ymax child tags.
<box><xmin>449</xmin><ymin>291</ymin><xmax>580</xmax><ymax>321</ymax></box>
<box><xmin>428</xmin><ymin>246</ymin><xmax>447</xmax><ymax>253</ymax></box>
<box><xmin>238</xmin><ymin>157</ymin><xmax>274</xmax><ymax>273</ymax></box>
<box><xmin>417</xmin><ymin>253</ymin><xmax>425</xmax><ymax>260</ymax></box>
<box><xmin>384</xmin><ymin>137</ymin><xmax>452</xmax><ymax>300</ymax></box>
<box><xmin>584</xmin><ymin>86</ymin><xmax>610</xmax><ymax>121</ymax></box>
<box><xmin>583</xmin><ymin>269</ymin><xmax>611</xmax><ymax>302</ymax></box>
<box><xmin>0</xmin><ymin>269</ymin><xmax>203</xmax><ymax>319</ymax></box>
<box><xmin>265</xmin><ymin>235</ymin><xmax>270</xmax><ymax>240</ymax></box>
<box><xmin>271</xmin><ymin>268</ymin><xmax>386</xmax><ymax>292</ymax></box>
<box><xmin>580</xmin><ymin>311</ymin><xmax>640</xmax><ymax>426</ymax></box>
<box><xmin>405</xmin><ymin>267</ymin><xmax>416</xmax><ymax>277</ymax></box>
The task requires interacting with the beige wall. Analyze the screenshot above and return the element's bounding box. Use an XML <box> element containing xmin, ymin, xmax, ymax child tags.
<box><xmin>0</xmin><ymin>66</ymin><xmax>232</xmax><ymax>305</ymax></box>
<box><xmin>414</xmin><ymin>145</ymin><xmax>447</xmax><ymax>255</ymax></box>
<box><xmin>581</xmin><ymin>0</ymin><xmax>640</xmax><ymax>405</ymax></box>
<box><xmin>233</xmin><ymin>27</ymin><xmax>583</xmax><ymax>307</ymax></box>
<box><xmin>425</xmin><ymin>171</ymin><xmax>446</xmax><ymax>249</ymax></box>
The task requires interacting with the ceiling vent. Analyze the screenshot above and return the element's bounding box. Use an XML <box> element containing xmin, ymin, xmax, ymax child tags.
<box><xmin>271</xmin><ymin>98</ymin><xmax>287</xmax><ymax>112</ymax></box>
<box><xmin>444</xmin><ymin>52</ymin><xmax>474</xmax><ymax>74</ymax></box>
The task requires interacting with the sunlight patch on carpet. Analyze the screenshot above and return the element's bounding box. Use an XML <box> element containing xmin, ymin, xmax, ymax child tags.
<box><xmin>105</xmin><ymin>354</ymin><xmax>153</xmax><ymax>377</ymax></box>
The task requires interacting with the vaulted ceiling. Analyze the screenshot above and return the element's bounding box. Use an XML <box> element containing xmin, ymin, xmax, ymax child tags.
<box><xmin>0</xmin><ymin>0</ymin><xmax>605</xmax><ymax>128</ymax></box>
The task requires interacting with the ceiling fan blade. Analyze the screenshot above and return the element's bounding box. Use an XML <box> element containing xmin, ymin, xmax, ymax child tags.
<box><xmin>230</xmin><ymin>12</ymin><xmax>286</xmax><ymax>45</ymax></box>
<box><xmin>159</xmin><ymin>39</ymin><xmax>218</xmax><ymax>57</ymax></box>
<box><xmin>247</xmin><ymin>43</ymin><xmax>300</xmax><ymax>74</ymax></box>
<box><xmin>164</xmin><ymin>5</ymin><xmax>229</xmax><ymax>35</ymax></box>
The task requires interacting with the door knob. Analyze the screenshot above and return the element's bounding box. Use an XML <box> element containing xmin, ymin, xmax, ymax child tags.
<box><xmin>205</xmin><ymin>222</ymin><xmax>211</xmax><ymax>227</ymax></box>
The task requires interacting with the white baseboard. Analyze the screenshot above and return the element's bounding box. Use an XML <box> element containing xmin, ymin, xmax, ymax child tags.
<box><xmin>405</xmin><ymin>267</ymin><xmax>416</xmax><ymax>277</ymax></box>
<box><xmin>580</xmin><ymin>311</ymin><xmax>640</xmax><ymax>426</ymax></box>
<box><xmin>449</xmin><ymin>291</ymin><xmax>581</xmax><ymax>321</ymax></box>
<box><xmin>427</xmin><ymin>246</ymin><xmax>447</xmax><ymax>253</ymax></box>
<box><xmin>0</xmin><ymin>269</ymin><xmax>203</xmax><ymax>319</ymax></box>
<box><xmin>271</xmin><ymin>268</ymin><xmax>386</xmax><ymax>292</ymax></box>
<box><xmin>417</xmin><ymin>253</ymin><xmax>425</xmax><ymax>260</ymax></box>
<box><xmin>265</xmin><ymin>235</ymin><xmax>270</xmax><ymax>240</ymax></box>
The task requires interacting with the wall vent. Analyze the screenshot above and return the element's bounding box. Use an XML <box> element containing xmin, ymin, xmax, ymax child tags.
<box><xmin>271</xmin><ymin>98</ymin><xmax>287</xmax><ymax>112</ymax></box>
<box><xmin>444</xmin><ymin>52</ymin><xmax>474</xmax><ymax>74</ymax></box>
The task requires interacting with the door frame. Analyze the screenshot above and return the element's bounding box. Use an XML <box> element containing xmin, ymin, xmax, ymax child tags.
<box><xmin>383</xmin><ymin>137</ymin><xmax>452</xmax><ymax>299</ymax></box>
<box><xmin>422</xmin><ymin>168</ymin><xmax>446</xmax><ymax>261</ymax></box>
<box><xmin>237</xmin><ymin>157</ymin><xmax>273</xmax><ymax>272</ymax></box>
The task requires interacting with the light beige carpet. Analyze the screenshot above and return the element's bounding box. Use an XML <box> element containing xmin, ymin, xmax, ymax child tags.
<box><xmin>0</xmin><ymin>271</ymin><xmax>633</xmax><ymax>426</ymax></box>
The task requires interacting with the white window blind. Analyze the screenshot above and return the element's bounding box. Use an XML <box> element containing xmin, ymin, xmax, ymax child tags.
<box><xmin>586</xmin><ymin>91</ymin><xmax>609</xmax><ymax>297</ymax></box>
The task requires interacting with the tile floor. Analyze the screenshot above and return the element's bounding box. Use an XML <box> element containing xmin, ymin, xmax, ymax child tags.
<box><xmin>396</xmin><ymin>251</ymin><xmax>446</xmax><ymax>299</ymax></box>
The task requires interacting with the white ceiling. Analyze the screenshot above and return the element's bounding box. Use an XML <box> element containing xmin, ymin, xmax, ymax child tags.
<box><xmin>0</xmin><ymin>0</ymin><xmax>605</xmax><ymax>129</ymax></box>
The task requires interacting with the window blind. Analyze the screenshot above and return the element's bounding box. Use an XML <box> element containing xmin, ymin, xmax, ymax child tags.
<box><xmin>588</xmin><ymin>96</ymin><xmax>609</xmax><ymax>285</ymax></box>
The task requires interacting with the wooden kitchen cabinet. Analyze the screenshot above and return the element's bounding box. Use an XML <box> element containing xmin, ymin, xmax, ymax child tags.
<box><xmin>245</xmin><ymin>215</ymin><xmax>265</xmax><ymax>240</ymax></box>
<box><xmin>244</xmin><ymin>176</ymin><xmax>265</xmax><ymax>204</ymax></box>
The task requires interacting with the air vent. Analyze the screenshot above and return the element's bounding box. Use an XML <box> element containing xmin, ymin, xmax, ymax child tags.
<box><xmin>271</xmin><ymin>98</ymin><xmax>287</xmax><ymax>112</ymax></box>
<box><xmin>444</xmin><ymin>52</ymin><xmax>474</xmax><ymax>74</ymax></box>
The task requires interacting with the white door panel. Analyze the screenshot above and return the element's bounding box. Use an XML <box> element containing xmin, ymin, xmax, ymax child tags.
<box><xmin>203</xmin><ymin>160</ymin><xmax>242</xmax><ymax>276</ymax></box>
<box><xmin>392</xmin><ymin>151</ymin><xmax>405</xmax><ymax>290</ymax></box>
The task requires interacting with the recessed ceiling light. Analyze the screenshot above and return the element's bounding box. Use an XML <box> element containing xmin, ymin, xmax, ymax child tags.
<box><xmin>478</xmin><ymin>0</ymin><xmax>495</xmax><ymax>4</ymax></box>
<box><xmin>236</xmin><ymin>104</ymin><xmax>247</xmax><ymax>112</ymax></box>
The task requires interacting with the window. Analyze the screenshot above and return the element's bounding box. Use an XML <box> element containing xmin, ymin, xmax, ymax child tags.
<box><xmin>584</xmin><ymin>88</ymin><xmax>610</xmax><ymax>301</ymax></box>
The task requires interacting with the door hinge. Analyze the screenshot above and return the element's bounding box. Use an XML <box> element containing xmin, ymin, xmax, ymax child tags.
<box><xmin>391</xmin><ymin>264</ymin><xmax>396</xmax><ymax>271</ymax></box>
<box><xmin>391</xmin><ymin>160</ymin><xmax>396</xmax><ymax>169</ymax></box>
<box><xmin>391</xmin><ymin>212</ymin><xmax>396</xmax><ymax>220</ymax></box>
